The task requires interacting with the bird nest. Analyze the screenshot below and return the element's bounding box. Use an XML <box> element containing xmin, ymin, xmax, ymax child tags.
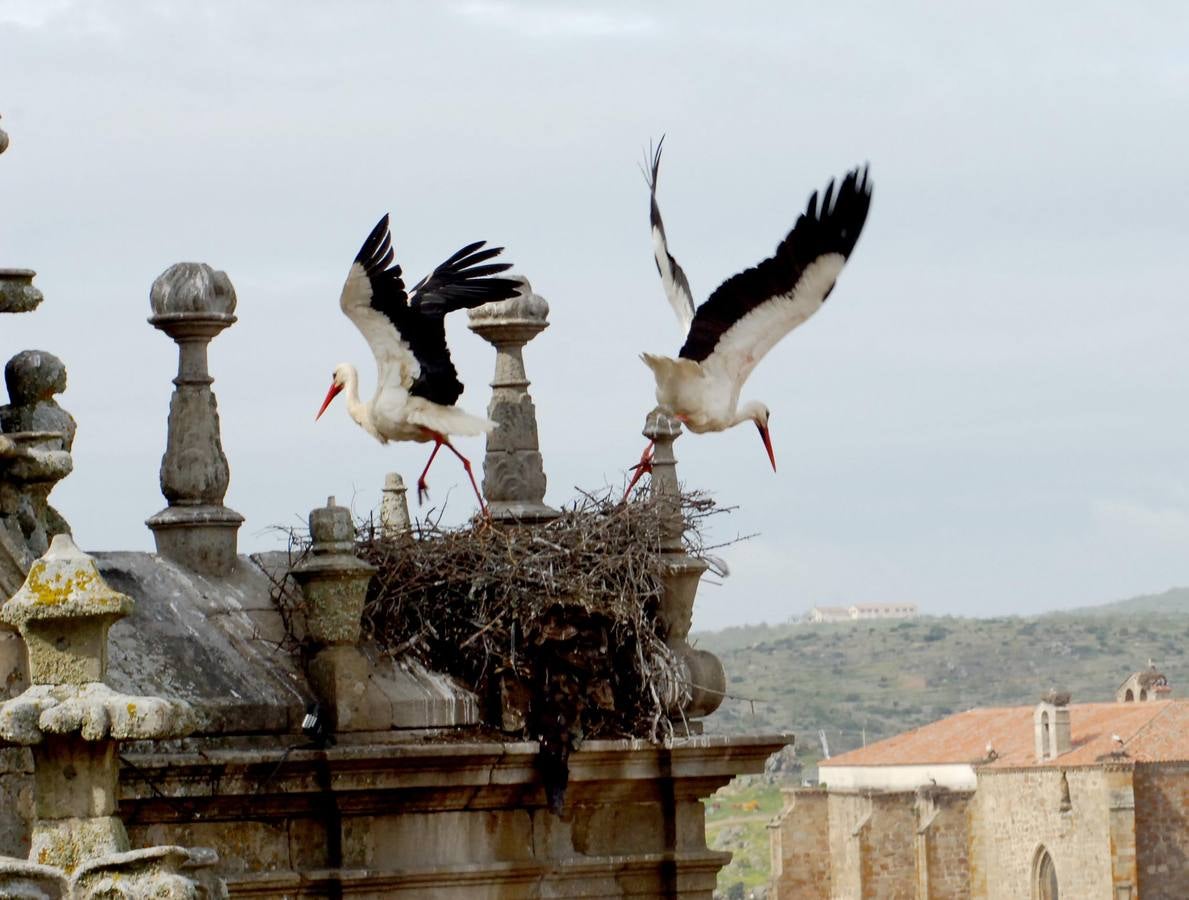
<box><xmin>275</xmin><ymin>490</ymin><xmax>730</xmax><ymax>746</ymax></box>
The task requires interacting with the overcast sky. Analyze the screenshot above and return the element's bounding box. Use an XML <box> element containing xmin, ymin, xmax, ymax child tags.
<box><xmin>3</xmin><ymin>1</ymin><xmax>1188</xmax><ymax>629</ymax></box>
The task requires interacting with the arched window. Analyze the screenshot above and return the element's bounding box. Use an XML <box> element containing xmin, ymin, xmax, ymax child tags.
<box><xmin>1034</xmin><ymin>847</ymin><xmax>1059</xmax><ymax>900</ymax></box>
<box><xmin>1140</xmin><ymin>688</ymin><xmax>1148</xmax><ymax>701</ymax></box>
<box><xmin>1125</xmin><ymin>689</ymin><xmax>1134</xmax><ymax>702</ymax></box>
<box><xmin>1040</xmin><ymin>710</ymin><xmax>1051</xmax><ymax>759</ymax></box>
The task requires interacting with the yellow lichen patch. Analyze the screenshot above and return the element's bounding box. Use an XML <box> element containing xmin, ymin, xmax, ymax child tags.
<box><xmin>126</xmin><ymin>702</ymin><xmax>137</xmax><ymax>718</ymax></box>
<box><xmin>24</xmin><ymin>564</ymin><xmax>98</xmax><ymax>606</ymax></box>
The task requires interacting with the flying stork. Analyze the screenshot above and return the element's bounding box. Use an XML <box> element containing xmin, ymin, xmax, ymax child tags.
<box><xmin>316</xmin><ymin>214</ymin><xmax>521</xmax><ymax>515</ymax></box>
<box><xmin>623</xmin><ymin>138</ymin><xmax>873</xmax><ymax>499</ymax></box>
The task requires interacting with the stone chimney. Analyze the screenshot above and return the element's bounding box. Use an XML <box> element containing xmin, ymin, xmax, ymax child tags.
<box><xmin>1035</xmin><ymin>690</ymin><xmax>1072</xmax><ymax>762</ymax></box>
<box><xmin>144</xmin><ymin>262</ymin><xmax>243</xmax><ymax>576</ymax></box>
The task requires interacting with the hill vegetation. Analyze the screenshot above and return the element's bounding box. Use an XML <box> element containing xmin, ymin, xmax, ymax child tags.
<box><xmin>694</xmin><ymin>600</ymin><xmax>1189</xmax><ymax>767</ymax></box>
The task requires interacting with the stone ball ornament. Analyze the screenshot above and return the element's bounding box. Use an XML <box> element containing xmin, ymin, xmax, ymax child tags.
<box><xmin>0</xmin><ymin>114</ymin><xmax>8</xmax><ymax>154</ymax></box>
<box><xmin>5</xmin><ymin>349</ymin><xmax>68</xmax><ymax>405</ymax></box>
<box><xmin>149</xmin><ymin>262</ymin><xmax>237</xmax><ymax>319</ymax></box>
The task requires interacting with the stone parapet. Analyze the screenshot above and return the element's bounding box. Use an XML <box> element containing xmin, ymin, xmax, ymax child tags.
<box><xmin>119</xmin><ymin>733</ymin><xmax>789</xmax><ymax>897</ymax></box>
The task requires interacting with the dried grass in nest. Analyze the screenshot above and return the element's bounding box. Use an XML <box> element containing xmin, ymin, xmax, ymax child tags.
<box><xmin>358</xmin><ymin>489</ymin><xmax>727</xmax><ymax>746</ymax></box>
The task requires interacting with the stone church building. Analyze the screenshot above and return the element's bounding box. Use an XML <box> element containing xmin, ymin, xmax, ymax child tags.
<box><xmin>769</xmin><ymin>667</ymin><xmax>1189</xmax><ymax>899</ymax></box>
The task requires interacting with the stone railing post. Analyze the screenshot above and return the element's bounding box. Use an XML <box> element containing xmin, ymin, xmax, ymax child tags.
<box><xmin>144</xmin><ymin>263</ymin><xmax>243</xmax><ymax>576</ymax></box>
<box><xmin>290</xmin><ymin>498</ymin><xmax>389</xmax><ymax>733</ymax></box>
<box><xmin>0</xmin><ymin>535</ymin><xmax>223</xmax><ymax>895</ymax></box>
<box><xmin>467</xmin><ymin>278</ymin><xmax>559</xmax><ymax>523</ymax></box>
<box><xmin>641</xmin><ymin>408</ymin><xmax>726</xmax><ymax>725</ymax></box>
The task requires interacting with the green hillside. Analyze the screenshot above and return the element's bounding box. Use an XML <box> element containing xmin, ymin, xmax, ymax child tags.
<box><xmin>693</xmin><ymin>609</ymin><xmax>1189</xmax><ymax>760</ymax></box>
<box><xmin>1066</xmin><ymin>586</ymin><xmax>1189</xmax><ymax>616</ymax></box>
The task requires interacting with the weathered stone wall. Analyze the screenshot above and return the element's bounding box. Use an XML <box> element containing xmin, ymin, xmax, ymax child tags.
<box><xmin>0</xmin><ymin>626</ymin><xmax>30</xmax><ymax>859</ymax></box>
<box><xmin>973</xmin><ymin>768</ymin><xmax>1120</xmax><ymax>900</ymax></box>
<box><xmin>769</xmin><ymin>787</ymin><xmax>829</xmax><ymax>899</ymax></box>
<box><xmin>921</xmin><ymin>790</ymin><xmax>973</xmax><ymax>899</ymax></box>
<box><xmin>771</xmin><ymin>787</ymin><xmax>972</xmax><ymax>900</ymax></box>
<box><xmin>862</xmin><ymin>792</ymin><xmax>917</xmax><ymax>899</ymax></box>
<box><xmin>826</xmin><ymin>791</ymin><xmax>917</xmax><ymax>899</ymax></box>
<box><xmin>1134</xmin><ymin>762</ymin><xmax>1189</xmax><ymax>899</ymax></box>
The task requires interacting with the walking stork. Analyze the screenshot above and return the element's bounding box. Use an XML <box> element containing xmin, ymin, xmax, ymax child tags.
<box><xmin>317</xmin><ymin>214</ymin><xmax>520</xmax><ymax>515</ymax></box>
<box><xmin>623</xmin><ymin>139</ymin><xmax>873</xmax><ymax>499</ymax></box>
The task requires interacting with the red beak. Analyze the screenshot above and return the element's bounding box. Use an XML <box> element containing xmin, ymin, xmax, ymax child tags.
<box><xmin>316</xmin><ymin>381</ymin><xmax>344</xmax><ymax>421</ymax></box>
<box><xmin>756</xmin><ymin>421</ymin><xmax>776</xmax><ymax>472</ymax></box>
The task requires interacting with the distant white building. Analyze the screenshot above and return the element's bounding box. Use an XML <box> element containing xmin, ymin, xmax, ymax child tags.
<box><xmin>806</xmin><ymin>603</ymin><xmax>918</xmax><ymax>623</ymax></box>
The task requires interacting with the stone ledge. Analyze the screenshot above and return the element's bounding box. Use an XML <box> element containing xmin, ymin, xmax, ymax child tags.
<box><xmin>119</xmin><ymin>734</ymin><xmax>792</xmax><ymax>805</ymax></box>
<box><xmin>222</xmin><ymin>851</ymin><xmax>730</xmax><ymax>897</ymax></box>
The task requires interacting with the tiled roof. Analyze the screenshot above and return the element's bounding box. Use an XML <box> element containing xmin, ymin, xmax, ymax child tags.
<box><xmin>820</xmin><ymin>700</ymin><xmax>1189</xmax><ymax>769</ymax></box>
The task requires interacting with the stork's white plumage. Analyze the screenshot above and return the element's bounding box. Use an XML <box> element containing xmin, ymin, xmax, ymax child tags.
<box><xmin>317</xmin><ymin>214</ymin><xmax>520</xmax><ymax>515</ymax></box>
<box><xmin>624</xmin><ymin>139</ymin><xmax>873</xmax><ymax>498</ymax></box>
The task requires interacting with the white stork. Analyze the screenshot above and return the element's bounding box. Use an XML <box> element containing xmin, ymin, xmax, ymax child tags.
<box><xmin>317</xmin><ymin>214</ymin><xmax>520</xmax><ymax>515</ymax></box>
<box><xmin>623</xmin><ymin>138</ymin><xmax>873</xmax><ymax>499</ymax></box>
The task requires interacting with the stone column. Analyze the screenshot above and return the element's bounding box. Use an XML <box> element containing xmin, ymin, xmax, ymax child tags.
<box><xmin>467</xmin><ymin>278</ymin><xmax>559</xmax><ymax>523</ymax></box>
<box><xmin>0</xmin><ymin>535</ymin><xmax>198</xmax><ymax>876</ymax></box>
<box><xmin>144</xmin><ymin>263</ymin><xmax>244</xmax><ymax>576</ymax></box>
<box><xmin>641</xmin><ymin>408</ymin><xmax>726</xmax><ymax>725</ymax></box>
<box><xmin>290</xmin><ymin>498</ymin><xmax>389</xmax><ymax>733</ymax></box>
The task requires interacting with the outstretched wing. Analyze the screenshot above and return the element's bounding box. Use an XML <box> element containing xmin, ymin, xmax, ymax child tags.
<box><xmin>405</xmin><ymin>241</ymin><xmax>521</xmax><ymax>406</ymax></box>
<box><xmin>679</xmin><ymin>165</ymin><xmax>873</xmax><ymax>391</ymax></box>
<box><xmin>339</xmin><ymin>214</ymin><xmax>420</xmax><ymax>391</ymax></box>
<box><xmin>644</xmin><ymin>136</ymin><xmax>696</xmax><ymax>335</ymax></box>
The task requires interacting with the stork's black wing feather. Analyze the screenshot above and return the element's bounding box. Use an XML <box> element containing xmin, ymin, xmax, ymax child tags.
<box><xmin>678</xmin><ymin>165</ymin><xmax>872</xmax><ymax>362</ymax></box>
<box><xmin>355</xmin><ymin>213</ymin><xmax>410</xmax><ymax>321</ymax></box>
<box><xmin>405</xmin><ymin>241</ymin><xmax>521</xmax><ymax>405</ymax></box>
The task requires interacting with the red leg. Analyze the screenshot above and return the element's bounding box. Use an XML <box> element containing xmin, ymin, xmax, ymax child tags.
<box><xmin>621</xmin><ymin>441</ymin><xmax>655</xmax><ymax>502</ymax></box>
<box><xmin>441</xmin><ymin>439</ymin><xmax>489</xmax><ymax>518</ymax></box>
<box><xmin>416</xmin><ymin>440</ymin><xmax>444</xmax><ymax>505</ymax></box>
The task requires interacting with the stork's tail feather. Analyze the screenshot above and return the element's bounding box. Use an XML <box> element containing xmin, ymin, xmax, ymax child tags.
<box><xmin>640</xmin><ymin>352</ymin><xmax>701</xmax><ymax>381</ymax></box>
<box><xmin>406</xmin><ymin>402</ymin><xmax>496</xmax><ymax>437</ymax></box>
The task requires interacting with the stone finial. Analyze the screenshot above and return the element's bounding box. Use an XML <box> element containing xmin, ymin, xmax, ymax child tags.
<box><xmin>145</xmin><ymin>263</ymin><xmax>243</xmax><ymax>576</ymax></box>
<box><xmin>638</xmin><ymin>408</ymin><xmax>725</xmax><ymax>725</ymax></box>
<box><xmin>380</xmin><ymin>473</ymin><xmax>412</xmax><ymax>538</ymax></box>
<box><xmin>0</xmin><ymin>536</ymin><xmax>197</xmax><ymax>874</ymax></box>
<box><xmin>149</xmin><ymin>263</ymin><xmax>236</xmax><ymax>319</ymax></box>
<box><xmin>289</xmin><ymin>499</ymin><xmax>389</xmax><ymax>732</ymax></box>
<box><xmin>467</xmin><ymin>277</ymin><xmax>559</xmax><ymax>523</ymax></box>
<box><xmin>642</xmin><ymin>407</ymin><xmax>685</xmax><ymax>553</ymax></box>
<box><xmin>2</xmin><ymin>351</ymin><xmax>75</xmax><ymax>449</ymax></box>
<box><xmin>291</xmin><ymin>498</ymin><xmax>376</xmax><ymax>646</ymax></box>
<box><xmin>0</xmin><ymin>269</ymin><xmax>43</xmax><ymax>315</ymax></box>
<box><xmin>0</xmin><ymin>535</ymin><xmax>126</xmax><ymax>686</ymax></box>
<box><xmin>0</xmin><ymin>350</ymin><xmax>75</xmax><ymax>562</ymax></box>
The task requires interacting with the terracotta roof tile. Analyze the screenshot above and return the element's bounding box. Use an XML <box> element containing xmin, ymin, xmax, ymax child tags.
<box><xmin>821</xmin><ymin>700</ymin><xmax>1189</xmax><ymax>769</ymax></box>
